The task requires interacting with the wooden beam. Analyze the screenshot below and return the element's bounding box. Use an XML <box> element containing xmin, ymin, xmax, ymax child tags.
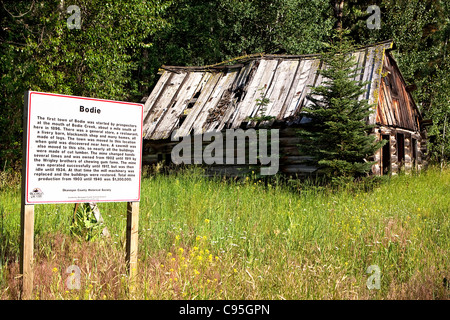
<box><xmin>126</xmin><ymin>202</ymin><xmax>139</xmax><ymax>284</ymax></box>
<box><xmin>19</xmin><ymin>204</ymin><xmax>34</xmax><ymax>300</ymax></box>
<box><xmin>420</xmin><ymin>119</ymin><xmax>433</xmax><ymax>126</ymax></box>
<box><xmin>20</xmin><ymin>90</ymin><xmax>34</xmax><ymax>300</ymax></box>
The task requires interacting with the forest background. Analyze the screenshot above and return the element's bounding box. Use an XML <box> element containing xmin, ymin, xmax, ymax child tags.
<box><xmin>0</xmin><ymin>0</ymin><xmax>449</xmax><ymax>170</ymax></box>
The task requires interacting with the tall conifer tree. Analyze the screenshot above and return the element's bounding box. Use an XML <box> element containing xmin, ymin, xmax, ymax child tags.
<box><xmin>297</xmin><ymin>31</ymin><xmax>385</xmax><ymax>181</ymax></box>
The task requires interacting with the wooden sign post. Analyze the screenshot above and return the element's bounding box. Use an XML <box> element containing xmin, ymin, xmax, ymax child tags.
<box><xmin>126</xmin><ymin>201</ymin><xmax>139</xmax><ymax>292</ymax></box>
<box><xmin>20</xmin><ymin>91</ymin><xmax>143</xmax><ymax>299</ymax></box>
<box><xmin>20</xmin><ymin>92</ymin><xmax>33</xmax><ymax>299</ymax></box>
<box><xmin>19</xmin><ymin>204</ymin><xmax>34</xmax><ymax>300</ymax></box>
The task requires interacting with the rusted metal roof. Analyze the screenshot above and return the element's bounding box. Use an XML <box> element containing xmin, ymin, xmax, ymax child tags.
<box><xmin>143</xmin><ymin>40</ymin><xmax>394</xmax><ymax>140</ymax></box>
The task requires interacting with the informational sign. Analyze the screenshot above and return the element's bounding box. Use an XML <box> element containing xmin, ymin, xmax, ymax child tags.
<box><xmin>24</xmin><ymin>91</ymin><xmax>143</xmax><ymax>204</ymax></box>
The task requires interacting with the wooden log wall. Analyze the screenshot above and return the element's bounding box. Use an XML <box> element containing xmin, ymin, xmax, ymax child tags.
<box><xmin>376</xmin><ymin>126</ymin><xmax>426</xmax><ymax>175</ymax></box>
<box><xmin>143</xmin><ymin>124</ymin><xmax>427</xmax><ymax>177</ymax></box>
<box><xmin>142</xmin><ymin>127</ymin><xmax>317</xmax><ymax>177</ymax></box>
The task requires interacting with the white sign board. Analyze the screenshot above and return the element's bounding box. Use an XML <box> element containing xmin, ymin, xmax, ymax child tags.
<box><xmin>24</xmin><ymin>91</ymin><xmax>143</xmax><ymax>204</ymax></box>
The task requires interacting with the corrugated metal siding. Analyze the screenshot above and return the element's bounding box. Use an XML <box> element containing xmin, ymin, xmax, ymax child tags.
<box><xmin>143</xmin><ymin>41</ymin><xmax>395</xmax><ymax>140</ymax></box>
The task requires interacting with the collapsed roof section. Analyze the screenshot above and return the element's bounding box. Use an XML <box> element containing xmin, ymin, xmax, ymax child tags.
<box><xmin>142</xmin><ymin>40</ymin><xmax>394</xmax><ymax>140</ymax></box>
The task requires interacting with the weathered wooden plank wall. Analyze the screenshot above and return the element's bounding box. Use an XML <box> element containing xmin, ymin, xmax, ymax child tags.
<box><xmin>143</xmin><ymin>127</ymin><xmax>317</xmax><ymax>176</ymax></box>
<box><xmin>283</xmin><ymin>59</ymin><xmax>315</xmax><ymax>118</ymax></box>
<box><xmin>175</xmin><ymin>72</ymin><xmax>220</xmax><ymax>138</ymax></box>
<box><xmin>143</xmin><ymin>72</ymin><xmax>187</xmax><ymax>138</ymax></box>
<box><xmin>151</xmin><ymin>72</ymin><xmax>205</xmax><ymax>140</ymax></box>
<box><xmin>143</xmin><ymin>41</ymin><xmax>394</xmax><ymax>141</ymax></box>
<box><xmin>143</xmin><ymin>125</ymin><xmax>427</xmax><ymax>177</ymax></box>
<box><xmin>376</xmin><ymin>52</ymin><xmax>420</xmax><ymax>132</ymax></box>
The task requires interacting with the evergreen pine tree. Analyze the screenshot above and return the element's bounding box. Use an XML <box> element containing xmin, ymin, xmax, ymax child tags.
<box><xmin>297</xmin><ymin>32</ymin><xmax>385</xmax><ymax>182</ymax></box>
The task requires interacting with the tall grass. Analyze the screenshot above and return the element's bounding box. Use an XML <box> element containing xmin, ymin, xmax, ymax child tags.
<box><xmin>0</xmin><ymin>166</ymin><xmax>449</xmax><ymax>299</ymax></box>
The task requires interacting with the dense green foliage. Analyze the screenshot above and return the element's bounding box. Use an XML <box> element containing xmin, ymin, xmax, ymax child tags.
<box><xmin>0</xmin><ymin>0</ymin><xmax>449</xmax><ymax>169</ymax></box>
<box><xmin>152</xmin><ymin>0</ymin><xmax>334</xmax><ymax>66</ymax></box>
<box><xmin>0</xmin><ymin>0</ymin><xmax>170</xmax><ymax>168</ymax></box>
<box><xmin>297</xmin><ymin>33</ymin><xmax>384</xmax><ymax>181</ymax></box>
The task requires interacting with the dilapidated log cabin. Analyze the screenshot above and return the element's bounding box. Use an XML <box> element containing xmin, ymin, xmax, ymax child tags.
<box><xmin>141</xmin><ymin>40</ymin><xmax>427</xmax><ymax>176</ymax></box>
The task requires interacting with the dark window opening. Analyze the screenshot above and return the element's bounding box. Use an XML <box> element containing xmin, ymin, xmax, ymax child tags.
<box><xmin>382</xmin><ymin>134</ymin><xmax>391</xmax><ymax>175</ymax></box>
<box><xmin>165</xmin><ymin>153</ymin><xmax>172</xmax><ymax>165</ymax></box>
<box><xmin>389</xmin><ymin>73</ymin><xmax>398</xmax><ymax>96</ymax></box>
<box><xmin>412</xmin><ymin>138</ymin><xmax>417</xmax><ymax>167</ymax></box>
<box><xmin>397</xmin><ymin>133</ymin><xmax>405</xmax><ymax>167</ymax></box>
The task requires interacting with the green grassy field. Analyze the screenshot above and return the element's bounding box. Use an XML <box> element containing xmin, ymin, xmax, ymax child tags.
<box><xmin>0</xmin><ymin>166</ymin><xmax>449</xmax><ymax>300</ymax></box>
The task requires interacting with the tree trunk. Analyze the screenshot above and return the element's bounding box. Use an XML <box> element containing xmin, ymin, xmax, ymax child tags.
<box><xmin>441</xmin><ymin>111</ymin><xmax>447</xmax><ymax>170</ymax></box>
<box><xmin>330</xmin><ymin>0</ymin><xmax>344</xmax><ymax>31</ymax></box>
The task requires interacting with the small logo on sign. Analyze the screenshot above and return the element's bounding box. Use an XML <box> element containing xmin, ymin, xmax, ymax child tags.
<box><xmin>30</xmin><ymin>188</ymin><xmax>44</xmax><ymax>199</ymax></box>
